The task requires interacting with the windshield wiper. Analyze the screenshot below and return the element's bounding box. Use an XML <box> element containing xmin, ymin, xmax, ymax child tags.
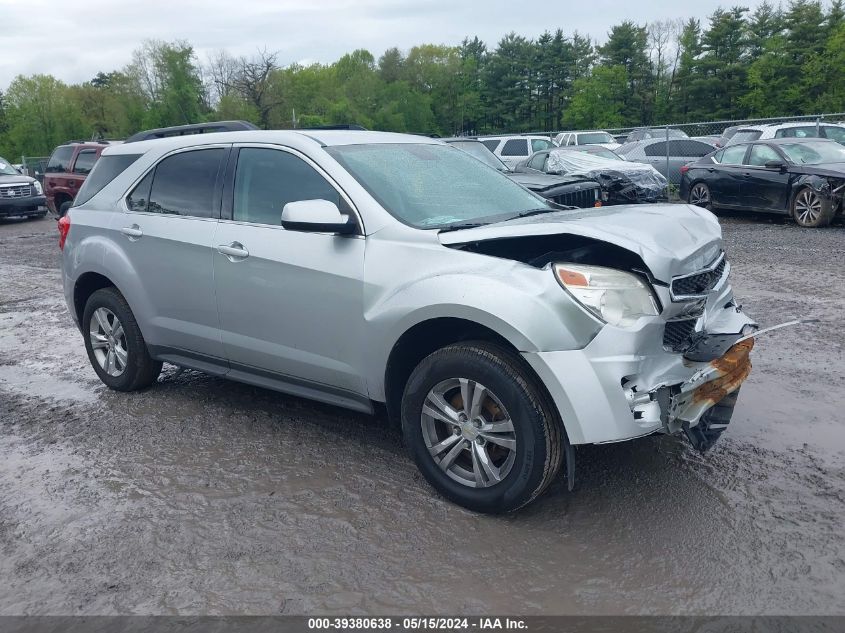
<box><xmin>509</xmin><ymin>207</ymin><xmax>562</xmax><ymax>220</ymax></box>
<box><xmin>438</xmin><ymin>222</ymin><xmax>489</xmax><ymax>233</ymax></box>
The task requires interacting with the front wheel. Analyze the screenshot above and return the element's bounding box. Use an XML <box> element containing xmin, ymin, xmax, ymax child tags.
<box><xmin>792</xmin><ymin>187</ymin><xmax>834</xmax><ymax>228</ymax></box>
<box><xmin>688</xmin><ymin>182</ymin><xmax>712</xmax><ymax>210</ymax></box>
<box><xmin>401</xmin><ymin>342</ymin><xmax>564</xmax><ymax>513</ymax></box>
<box><xmin>82</xmin><ymin>287</ymin><xmax>162</xmax><ymax>391</ymax></box>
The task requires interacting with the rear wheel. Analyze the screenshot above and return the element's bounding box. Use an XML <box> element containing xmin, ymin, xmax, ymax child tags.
<box><xmin>401</xmin><ymin>342</ymin><xmax>564</xmax><ymax>513</ymax></box>
<box><xmin>688</xmin><ymin>182</ymin><xmax>712</xmax><ymax>210</ymax></box>
<box><xmin>792</xmin><ymin>187</ymin><xmax>834</xmax><ymax>228</ymax></box>
<box><xmin>83</xmin><ymin>287</ymin><xmax>161</xmax><ymax>391</ymax></box>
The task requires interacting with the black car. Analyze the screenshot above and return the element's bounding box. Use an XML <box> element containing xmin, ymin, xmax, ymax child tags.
<box><xmin>0</xmin><ymin>157</ymin><xmax>47</xmax><ymax>220</ymax></box>
<box><xmin>679</xmin><ymin>138</ymin><xmax>845</xmax><ymax>228</ymax></box>
<box><xmin>514</xmin><ymin>147</ymin><xmax>668</xmax><ymax>205</ymax></box>
<box><xmin>442</xmin><ymin>138</ymin><xmax>603</xmax><ymax>208</ymax></box>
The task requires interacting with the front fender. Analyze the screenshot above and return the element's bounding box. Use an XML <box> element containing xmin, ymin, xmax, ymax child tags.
<box><xmin>791</xmin><ymin>174</ymin><xmax>833</xmax><ymax>202</ymax></box>
<box><xmin>361</xmin><ymin>239</ymin><xmax>602</xmax><ymax>400</ymax></box>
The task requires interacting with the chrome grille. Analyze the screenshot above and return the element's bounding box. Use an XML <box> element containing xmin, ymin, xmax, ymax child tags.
<box><xmin>554</xmin><ymin>186</ymin><xmax>600</xmax><ymax>209</ymax></box>
<box><xmin>663</xmin><ymin>319</ymin><xmax>698</xmax><ymax>351</ymax></box>
<box><xmin>0</xmin><ymin>184</ymin><xmax>34</xmax><ymax>199</ymax></box>
<box><xmin>670</xmin><ymin>254</ymin><xmax>726</xmax><ymax>299</ymax></box>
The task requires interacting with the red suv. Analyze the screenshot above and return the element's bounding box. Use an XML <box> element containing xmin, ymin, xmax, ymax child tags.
<box><xmin>43</xmin><ymin>141</ymin><xmax>117</xmax><ymax>215</ymax></box>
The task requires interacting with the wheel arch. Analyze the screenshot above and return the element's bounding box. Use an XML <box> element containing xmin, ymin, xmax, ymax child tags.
<box><xmin>73</xmin><ymin>272</ymin><xmax>117</xmax><ymax>328</ymax></box>
<box><xmin>382</xmin><ymin>317</ymin><xmax>563</xmax><ymax>436</ymax></box>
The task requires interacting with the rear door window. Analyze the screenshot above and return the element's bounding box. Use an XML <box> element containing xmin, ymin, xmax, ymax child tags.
<box><xmin>480</xmin><ymin>139</ymin><xmax>500</xmax><ymax>152</ymax></box>
<box><xmin>644</xmin><ymin>142</ymin><xmax>668</xmax><ymax>157</ymax></box>
<box><xmin>72</xmin><ymin>150</ymin><xmax>98</xmax><ymax>175</ymax></box>
<box><xmin>501</xmin><ymin>139</ymin><xmax>529</xmax><ymax>156</ymax></box>
<box><xmin>46</xmin><ymin>146</ymin><xmax>74</xmax><ymax>173</ymax></box>
<box><xmin>719</xmin><ymin>145</ymin><xmax>748</xmax><ymax>165</ymax></box>
<box><xmin>145</xmin><ymin>149</ymin><xmax>225</xmax><ymax>218</ymax></box>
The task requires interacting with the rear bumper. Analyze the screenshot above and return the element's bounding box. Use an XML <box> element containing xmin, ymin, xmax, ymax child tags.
<box><xmin>522</xmin><ymin>290</ymin><xmax>756</xmax><ymax>448</ymax></box>
<box><xmin>0</xmin><ymin>196</ymin><xmax>47</xmax><ymax>216</ymax></box>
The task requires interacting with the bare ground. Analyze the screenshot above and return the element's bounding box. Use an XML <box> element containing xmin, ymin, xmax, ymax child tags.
<box><xmin>0</xmin><ymin>212</ymin><xmax>843</xmax><ymax>615</ymax></box>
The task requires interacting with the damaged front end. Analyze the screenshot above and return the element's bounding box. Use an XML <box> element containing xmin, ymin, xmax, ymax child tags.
<box><xmin>439</xmin><ymin>204</ymin><xmax>769</xmax><ymax>454</ymax></box>
<box><xmin>626</xmin><ymin>336</ymin><xmax>755</xmax><ymax>452</ymax></box>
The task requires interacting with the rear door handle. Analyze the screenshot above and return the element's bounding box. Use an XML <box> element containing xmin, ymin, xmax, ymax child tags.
<box><xmin>217</xmin><ymin>242</ymin><xmax>249</xmax><ymax>260</ymax></box>
<box><xmin>120</xmin><ymin>225</ymin><xmax>143</xmax><ymax>239</ymax></box>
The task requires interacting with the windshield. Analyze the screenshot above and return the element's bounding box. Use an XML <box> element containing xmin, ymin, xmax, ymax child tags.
<box><xmin>578</xmin><ymin>132</ymin><xmax>615</xmax><ymax>144</ymax></box>
<box><xmin>327</xmin><ymin>143</ymin><xmax>550</xmax><ymax>229</ymax></box>
<box><xmin>0</xmin><ymin>158</ymin><xmax>20</xmax><ymax>175</ymax></box>
<box><xmin>447</xmin><ymin>140</ymin><xmax>508</xmax><ymax>171</ymax></box>
<box><xmin>780</xmin><ymin>141</ymin><xmax>845</xmax><ymax>165</ymax></box>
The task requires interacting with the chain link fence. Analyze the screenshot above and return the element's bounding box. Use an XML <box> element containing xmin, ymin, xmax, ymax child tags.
<box><xmin>20</xmin><ymin>156</ymin><xmax>50</xmax><ymax>183</ymax></box>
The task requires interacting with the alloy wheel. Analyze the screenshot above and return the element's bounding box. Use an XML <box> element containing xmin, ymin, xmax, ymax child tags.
<box><xmin>794</xmin><ymin>189</ymin><xmax>822</xmax><ymax>226</ymax></box>
<box><xmin>689</xmin><ymin>183</ymin><xmax>710</xmax><ymax>208</ymax></box>
<box><xmin>89</xmin><ymin>307</ymin><xmax>128</xmax><ymax>377</ymax></box>
<box><xmin>420</xmin><ymin>378</ymin><xmax>517</xmax><ymax>488</ymax></box>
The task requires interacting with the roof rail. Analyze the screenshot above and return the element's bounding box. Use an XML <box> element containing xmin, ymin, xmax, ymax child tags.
<box><xmin>124</xmin><ymin>120</ymin><xmax>259</xmax><ymax>144</ymax></box>
<box><xmin>61</xmin><ymin>139</ymin><xmax>113</xmax><ymax>145</ymax></box>
<box><xmin>299</xmin><ymin>124</ymin><xmax>368</xmax><ymax>131</ymax></box>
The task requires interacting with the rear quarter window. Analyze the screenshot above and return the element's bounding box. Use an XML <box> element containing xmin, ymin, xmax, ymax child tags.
<box><xmin>73</xmin><ymin>154</ymin><xmax>142</xmax><ymax>206</ymax></box>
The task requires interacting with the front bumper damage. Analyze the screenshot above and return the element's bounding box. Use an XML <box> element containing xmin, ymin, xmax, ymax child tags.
<box><xmin>522</xmin><ymin>275</ymin><xmax>760</xmax><ymax>453</ymax></box>
<box><xmin>629</xmin><ymin>337</ymin><xmax>754</xmax><ymax>452</ymax></box>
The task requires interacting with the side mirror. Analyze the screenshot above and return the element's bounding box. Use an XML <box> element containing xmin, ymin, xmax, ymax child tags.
<box><xmin>764</xmin><ymin>160</ymin><xmax>787</xmax><ymax>171</ymax></box>
<box><xmin>281</xmin><ymin>199</ymin><xmax>357</xmax><ymax>235</ymax></box>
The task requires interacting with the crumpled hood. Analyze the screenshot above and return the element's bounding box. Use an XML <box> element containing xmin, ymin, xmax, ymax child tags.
<box><xmin>439</xmin><ymin>203</ymin><xmax>723</xmax><ymax>283</ymax></box>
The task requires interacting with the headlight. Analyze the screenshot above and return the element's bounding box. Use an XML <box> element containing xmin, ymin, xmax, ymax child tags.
<box><xmin>553</xmin><ymin>263</ymin><xmax>659</xmax><ymax>327</ymax></box>
<box><xmin>33</xmin><ymin>180</ymin><xmax>43</xmax><ymax>195</ymax></box>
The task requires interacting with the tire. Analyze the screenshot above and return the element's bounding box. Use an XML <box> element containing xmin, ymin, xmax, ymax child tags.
<box><xmin>59</xmin><ymin>200</ymin><xmax>72</xmax><ymax>216</ymax></box>
<box><xmin>792</xmin><ymin>187</ymin><xmax>834</xmax><ymax>228</ymax></box>
<box><xmin>82</xmin><ymin>287</ymin><xmax>162</xmax><ymax>391</ymax></box>
<box><xmin>400</xmin><ymin>341</ymin><xmax>564</xmax><ymax>513</ymax></box>
<box><xmin>688</xmin><ymin>182</ymin><xmax>712</xmax><ymax>210</ymax></box>
<box><xmin>684</xmin><ymin>389</ymin><xmax>740</xmax><ymax>453</ymax></box>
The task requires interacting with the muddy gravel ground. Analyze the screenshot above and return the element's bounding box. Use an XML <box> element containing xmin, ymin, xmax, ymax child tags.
<box><xmin>0</xmin><ymin>213</ymin><xmax>843</xmax><ymax>616</ymax></box>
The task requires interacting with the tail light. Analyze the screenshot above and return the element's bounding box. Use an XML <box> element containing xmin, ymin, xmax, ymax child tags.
<box><xmin>679</xmin><ymin>165</ymin><xmax>690</xmax><ymax>176</ymax></box>
<box><xmin>58</xmin><ymin>215</ymin><xmax>71</xmax><ymax>250</ymax></box>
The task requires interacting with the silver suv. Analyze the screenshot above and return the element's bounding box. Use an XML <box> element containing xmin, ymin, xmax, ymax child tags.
<box><xmin>60</xmin><ymin>127</ymin><xmax>757</xmax><ymax>513</ymax></box>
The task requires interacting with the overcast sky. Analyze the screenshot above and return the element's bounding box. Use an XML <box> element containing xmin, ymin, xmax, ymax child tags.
<box><xmin>1</xmin><ymin>0</ymin><xmax>742</xmax><ymax>89</ymax></box>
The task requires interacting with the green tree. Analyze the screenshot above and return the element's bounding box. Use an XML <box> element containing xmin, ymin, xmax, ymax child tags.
<box><xmin>691</xmin><ymin>7</ymin><xmax>750</xmax><ymax>120</ymax></box>
<box><xmin>598</xmin><ymin>21</ymin><xmax>653</xmax><ymax>124</ymax></box>
<box><xmin>566</xmin><ymin>65</ymin><xmax>627</xmax><ymax>128</ymax></box>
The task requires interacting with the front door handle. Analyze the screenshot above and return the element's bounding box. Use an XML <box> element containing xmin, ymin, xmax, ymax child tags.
<box><xmin>120</xmin><ymin>225</ymin><xmax>143</xmax><ymax>239</ymax></box>
<box><xmin>217</xmin><ymin>242</ymin><xmax>249</xmax><ymax>260</ymax></box>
